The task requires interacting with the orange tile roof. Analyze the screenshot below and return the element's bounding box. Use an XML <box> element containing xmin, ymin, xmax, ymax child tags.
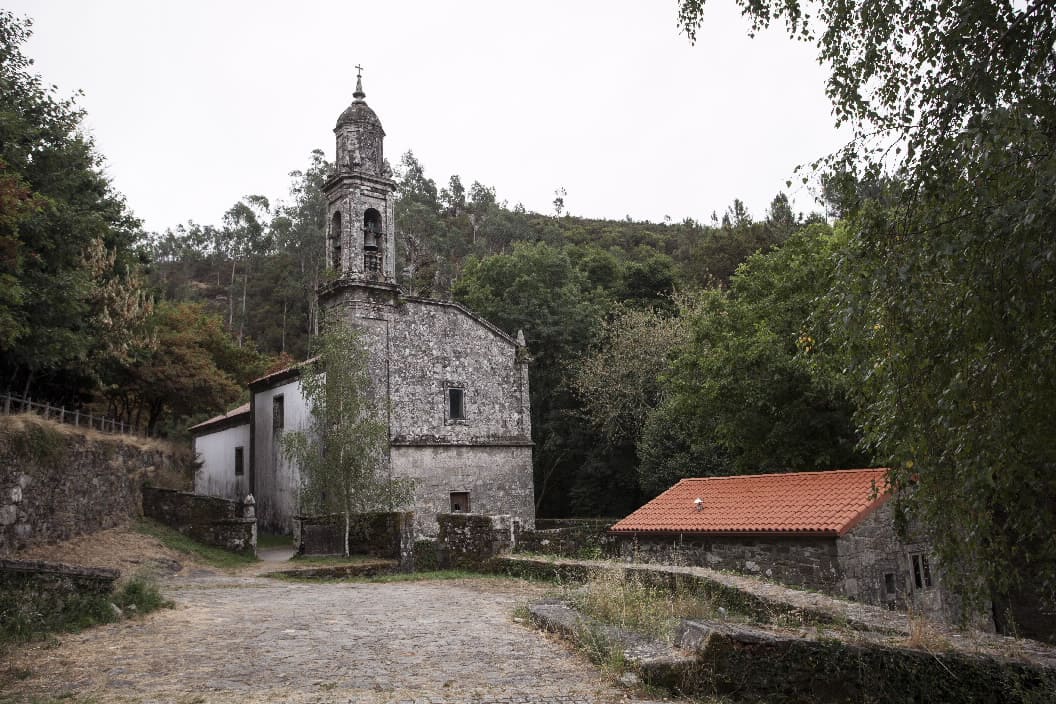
<box><xmin>611</xmin><ymin>468</ymin><xmax>891</xmax><ymax>537</ymax></box>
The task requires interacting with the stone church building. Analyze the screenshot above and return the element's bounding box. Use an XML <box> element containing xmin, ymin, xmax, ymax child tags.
<box><xmin>191</xmin><ymin>76</ymin><xmax>535</xmax><ymax>535</ymax></box>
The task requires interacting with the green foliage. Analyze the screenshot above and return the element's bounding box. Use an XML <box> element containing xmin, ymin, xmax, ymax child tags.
<box><xmin>679</xmin><ymin>0</ymin><xmax>1056</xmax><ymax>610</ymax></box>
<box><xmin>0</xmin><ymin>11</ymin><xmax>149</xmax><ymax>403</ymax></box>
<box><xmin>133</xmin><ymin>519</ymin><xmax>257</xmax><ymax>568</ymax></box>
<box><xmin>282</xmin><ymin>324</ymin><xmax>414</xmax><ymax>555</ymax></box>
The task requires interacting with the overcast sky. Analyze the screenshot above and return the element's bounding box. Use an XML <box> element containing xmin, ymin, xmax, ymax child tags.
<box><xmin>8</xmin><ymin>1</ymin><xmax>845</xmax><ymax>233</ymax></box>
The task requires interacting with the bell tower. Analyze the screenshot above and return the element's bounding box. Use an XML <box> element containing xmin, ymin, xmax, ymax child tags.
<box><xmin>322</xmin><ymin>68</ymin><xmax>397</xmax><ymax>290</ymax></box>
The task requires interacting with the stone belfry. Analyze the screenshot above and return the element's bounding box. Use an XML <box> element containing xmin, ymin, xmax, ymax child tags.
<box><xmin>322</xmin><ymin>67</ymin><xmax>397</xmax><ymax>287</ymax></box>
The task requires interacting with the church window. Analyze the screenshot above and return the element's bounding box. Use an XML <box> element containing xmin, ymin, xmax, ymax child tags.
<box><xmin>330</xmin><ymin>212</ymin><xmax>342</xmax><ymax>270</ymax></box>
<box><xmin>450</xmin><ymin>492</ymin><xmax>470</xmax><ymax>513</ymax></box>
<box><xmin>273</xmin><ymin>395</ymin><xmax>285</xmax><ymax>434</ymax></box>
<box><xmin>234</xmin><ymin>446</ymin><xmax>244</xmax><ymax>476</ymax></box>
<box><xmin>448</xmin><ymin>387</ymin><xmax>465</xmax><ymax>421</ymax></box>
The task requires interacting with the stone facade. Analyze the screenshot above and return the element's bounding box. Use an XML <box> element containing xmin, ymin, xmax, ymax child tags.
<box><xmin>616</xmin><ymin>503</ymin><xmax>952</xmax><ymax>623</ymax></box>
<box><xmin>0</xmin><ymin>416</ymin><xmax>188</xmax><ymax>555</ymax></box>
<box><xmin>192</xmin><ymin>78</ymin><xmax>534</xmax><ymax>537</ymax></box>
<box><xmin>619</xmin><ymin>532</ymin><xmax>843</xmax><ymax>593</ymax></box>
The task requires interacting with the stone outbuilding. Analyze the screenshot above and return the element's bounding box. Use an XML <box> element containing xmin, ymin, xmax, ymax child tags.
<box><xmin>191</xmin><ymin>74</ymin><xmax>534</xmax><ymax>536</ymax></box>
<box><xmin>611</xmin><ymin>468</ymin><xmax>950</xmax><ymax>621</ymax></box>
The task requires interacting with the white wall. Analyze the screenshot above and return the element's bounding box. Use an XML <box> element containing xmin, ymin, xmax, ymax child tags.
<box><xmin>253</xmin><ymin>377</ymin><xmax>312</xmax><ymax>532</ymax></box>
<box><xmin>193</xmin><ymin>423</ymin><xmax>250</xmax><ymax>501</ymax></box>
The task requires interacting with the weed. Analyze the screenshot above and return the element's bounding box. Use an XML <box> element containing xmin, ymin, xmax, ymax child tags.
<box><xmin>133</xmin><ymin>519</ymin><xmax>256</xmax><ymax>569</ymax></box>
<box><xmin>287</xmin><ymin>553</ymin><xmax>377</xmax><ymax>565</ymax></box>
<box><xmin>904</xmin><ymin>611</ymin><xmax>951</xmax><ymax>652</ymax></box>
<box><xmin>569</xmin><ymin>569</ymin><xmax>718</xmax><ymax>643</ymax></box>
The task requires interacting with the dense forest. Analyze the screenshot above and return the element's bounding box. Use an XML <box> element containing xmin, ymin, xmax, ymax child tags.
<box><xmin>2</xmin><ymin>3</ymin><xmax>1054</xmax><ymax>614</ymax></box>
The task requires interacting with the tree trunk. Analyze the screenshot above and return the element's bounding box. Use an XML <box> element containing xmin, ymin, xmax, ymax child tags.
<box><xmin>238</xmin><ymin>270</ymin><xmax>248</xmax><ymax>347</ymax></box>
<box><xmin>281</xmin><ymin>300</ymin><xmax>287</xmax><ymax>354</ymax></box>
<box><xmin>343</xmin><ymin>510</ymin><xmax>350</xmax><ymax>558</ymax></box>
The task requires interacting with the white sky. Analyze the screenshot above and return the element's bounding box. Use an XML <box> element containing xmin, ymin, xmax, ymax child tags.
<box><xmin>8</xmin><ymin>0</ymin><xmax>845</xmax><ymax>233</ymax></box>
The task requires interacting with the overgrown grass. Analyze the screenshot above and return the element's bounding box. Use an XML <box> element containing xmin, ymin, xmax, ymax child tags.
<box><xmin>0</xmin><ymin>574</ymin><xmax>170</xmax><ymax>649</ymax></box>
<box><xmin>133</xmin><ymin>519</ymin><xmax>256</xmax><ymax>568</ymax></box>
<box><xmin>569</xmin><ymin>569</ymin><xmax>719</xmax><ymax>642</ymax></box>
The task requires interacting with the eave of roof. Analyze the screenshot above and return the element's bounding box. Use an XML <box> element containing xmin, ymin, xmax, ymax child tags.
<box><xmin>188</xmin><ymin>402</ymin><xmax>250</xmax><ymax>434</ymax></box>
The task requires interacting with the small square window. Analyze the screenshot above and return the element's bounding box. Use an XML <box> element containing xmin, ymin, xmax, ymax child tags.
<box><xmin>450</xmin><ymin>492</ymin><xmax>470</xmax><ymax>513</ymax></box>
<box><xmin>234</xmin><ymin>446</ymin><xmax>244</xmax><ymax>476</ymax></box>
<box><xmin>911</xmin><ymin>553</ymin><xmax>933</xmax><ymax>590</ymax></box>
<box><xmin>448</xmin><ymin>387</ymin><xmax>465</xmax><ymax>421</ymax></box>
<box><xmin>273</xmin><ymin>395</ymin><xmax>285</xmax><ymax>433</ymax></box>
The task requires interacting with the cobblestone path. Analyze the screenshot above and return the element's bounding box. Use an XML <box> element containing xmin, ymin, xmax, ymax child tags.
<box><xmin>2</xmin><ymin>574</ymin><xmax>676</xmax><ymax>704</ymax></box>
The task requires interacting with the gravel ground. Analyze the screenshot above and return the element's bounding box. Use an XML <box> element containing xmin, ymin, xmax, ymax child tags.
<box><xmin>1</xmin><ymin>567</ymin><xmax>678</xmax><ymax>704</ymax></box>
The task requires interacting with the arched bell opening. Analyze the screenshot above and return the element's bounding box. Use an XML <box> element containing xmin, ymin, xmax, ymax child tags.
<box><xmin>363</xmin><ymin>208</ymin><xmax>383</xmax><ymax>276</ymax></box>
<box><xmin>363</xmin><ymin>208</ymin><xmax>382</xmax><ymax>251</ymax></box>
<box><xmin>330</xmin><ymin>211</ymin><xmax>343</xmax><ymax>271</ymax></box>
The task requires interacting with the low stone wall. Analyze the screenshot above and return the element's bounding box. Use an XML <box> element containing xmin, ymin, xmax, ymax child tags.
<box><xmin>142</xmin><ymin>487</ymin><xmax>256</xmax><ymax>556</ymax></box>
<box><xmin>436</xmin><ymin>513</ymin><xmax>521</xmax><ymax>570</ymax></box>
<box><xmin>673</xmin><ymin>619</ymin><xmax>1055</xmax><ymax>703</ymax></box>
<box><xmin>0</xmin><ymin>415</ymin><xmax>190</xmax><ymax>555</ymax></box>
<box><xmin>0</xmin><ymin>558</ymin><xmax>118</xmax><ymax>596</ymax></box>
<box><xmin>516</xmin><ymin>523</ymin><xmax>618</xmax><ymax>559</ymax></box>
<box><xmin>297</xmin><ymin>512</ymin><xmax>414</xmax><ymax>570</ymax></box>
<box><xmin>616</xmin><ymin>532</ymin><xmax>843</xmax><ymax>594</ymax></box>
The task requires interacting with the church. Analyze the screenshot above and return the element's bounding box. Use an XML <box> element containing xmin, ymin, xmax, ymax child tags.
<box><xmin>191</xmin><ymin>75</ymin><xmax>535</xmax><ymax>536</ymax></box>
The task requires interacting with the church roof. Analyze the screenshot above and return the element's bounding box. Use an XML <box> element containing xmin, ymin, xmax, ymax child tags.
<box><xmin>188</xmin><ymin>402</ymin><xmax>250</xmax><ymax>434</ymax></box>
<box><xmin>610</xmin><ymin>468</ymin><xmax>891</xmax><ymax>537</ymax></box>
<box><xmin>335</xmin><ymin>73</ymin><xmax>384</xmax><ymax>131</ymax></box>
<box><xmin>336</xmin><ymin>100</ymin><xmax>384</xmax><ymax>131</ymax></box>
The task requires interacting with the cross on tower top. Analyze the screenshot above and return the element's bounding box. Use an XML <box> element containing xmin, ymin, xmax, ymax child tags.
<box><xmin>353</xmin><ymin>64</ymin><xmax>366</xmax><ymax>101</ymax></box>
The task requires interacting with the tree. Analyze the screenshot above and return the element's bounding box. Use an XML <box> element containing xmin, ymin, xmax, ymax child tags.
<box><xmin>281</xmin><ymin>323</ymin><xmax>413</xmax><ymax>556</ymax></box>
<box><xmin>0</xmin><ymin>11</ymin><xmax>149</xmax><ymax>402</ymax></box>
<box><xmin>678</xmin><ymin>1</ymin><xmax>1056</xmax><ymax>613</ymax></box>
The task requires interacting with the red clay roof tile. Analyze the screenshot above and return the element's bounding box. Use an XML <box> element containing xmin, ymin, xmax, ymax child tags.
<box><xmin>610</xmin><ymin>468</ymin><xmax>891</xmax><ymax>537</ymax></box>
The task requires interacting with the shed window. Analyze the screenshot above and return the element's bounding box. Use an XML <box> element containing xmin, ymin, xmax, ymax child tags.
<box><xmin>234</xmin><ymin>446</ymin><xmax>244</xmax><ymax>476</ymax></box>
<box><xmin>448</xmin><ymin>387</ymin><xmax>465</xmax><ymax>420</ymax></box>
<box><xmin>450</xmin><ymin>492</ymin><xmax>470</xmax><ymax>513</ymax></box>
<box><xmin>911</xmin><ymin>553</ymin><xmax>933</xmax><ymax>590</ymax></box>
<box><xmin>273</xmin><ymin>395</ymin><xmax>285</xmax><ymax>433</ymax></box>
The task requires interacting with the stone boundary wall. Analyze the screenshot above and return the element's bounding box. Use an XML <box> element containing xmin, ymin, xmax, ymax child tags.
<box><xmin>0</xmin><ymin>416</ymin><xmax>189</xmax><ymax>555</ymax></box>
<box><xmin>296</xmin><ymin>512</ymin><xmax>414</xmax><ymax>570</ymax></box>
<box><xmin>615</xmin><ymin>532</ymin><xmax>843</xmax><ymax>594</ymax></box>
<box><xmin>436</xmin><ymin>513</ymin><xmax>521</xmax><ymax>570</ymax></box>
<box><xmin>142</xmin><ymin>487</ymin><xmax>256</xmax><ymax>556</ymax></box>
<box><xmin>0</xmin><ymin>558</ymin><xmax>119</xmax><ymax>595</ymax></box>
<box><xmin>515</xmin><ymin>523</ymin><xmax>618</xmax><ymax>559</ymax></box>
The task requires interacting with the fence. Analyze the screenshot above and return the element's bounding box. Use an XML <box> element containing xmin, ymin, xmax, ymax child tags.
<box><xmin>1</xmin><ymin>391</ymin><xmax>141</xmax><ymax>436</ymax></box>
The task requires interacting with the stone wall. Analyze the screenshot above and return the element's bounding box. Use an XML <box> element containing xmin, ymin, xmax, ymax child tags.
<box><xmin>297</xmin><ymin>511</ymin><xmax>414</xmax><ymax>569</ymax></box>
<box><xmin>617</xmin><ymin>532</ymin><xmax>843</xmax><ymax>593</ymax></box>
<box><xmin>516</xmin><ymin>522</ymin><xmax>618</xmax><ymax>559</ymax></box>
<box><xmin>0</xmin><ymin>415</ymin><xmax>189</xmax><ymax>555</ymax></box>
<box><xmin>436</xmin><ymin>513</ymin><xmax>521</xmax><ymax>570</ymax></box>
<box><xmin>142</xmin><ymin>487</ymin><xmax>256</xmax><ymax>556</ymax></box>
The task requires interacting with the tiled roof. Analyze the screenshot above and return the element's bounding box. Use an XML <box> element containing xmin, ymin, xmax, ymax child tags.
<box><xmin>188</xmin><ymin>402</ymin><xmax>250</xmax><ymax>433</ymax></box>
<box><xmin>610</xmin><ymin>468</ymin><xmax>891</xmax><ymax>537</ymax></box>
<box><xmin>249</xmin><ymin>356</ymin><xmax>319</xmax><ymax>388</ymax></box>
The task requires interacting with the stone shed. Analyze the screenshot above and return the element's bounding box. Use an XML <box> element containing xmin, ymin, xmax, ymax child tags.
<box><xmin>611</xmin><ymin>469</ymin><xmax>950</xmax><ymax>621</ymax></box>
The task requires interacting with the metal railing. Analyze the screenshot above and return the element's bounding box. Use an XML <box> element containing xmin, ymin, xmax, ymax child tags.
<box><xmin>1</xmin><ymin>391</ymin><xmax>140</xmax><ymax>436</ymax></box>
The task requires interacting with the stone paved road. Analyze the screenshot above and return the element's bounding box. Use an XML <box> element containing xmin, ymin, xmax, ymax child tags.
<box><xmin>2</xmin><ymin>574</ymin><xmax>678</xmax><ymax>704</ymax></box>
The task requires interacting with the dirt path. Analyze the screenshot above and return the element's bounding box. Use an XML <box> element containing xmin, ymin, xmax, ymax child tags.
<box><xmin>2</xmin><ymin>570</ymin><xmax>674</xmax><ymax>704</ymax></box>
